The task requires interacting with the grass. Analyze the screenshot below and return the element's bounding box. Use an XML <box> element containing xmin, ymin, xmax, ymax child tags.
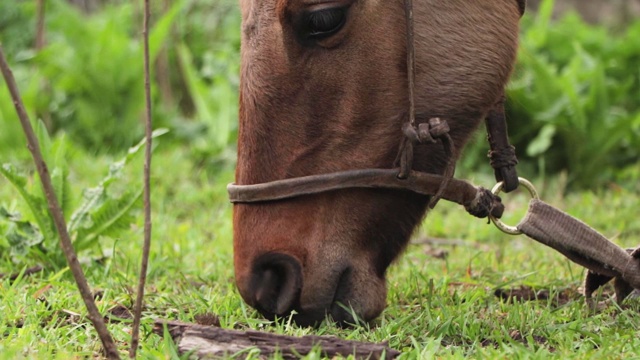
<box><xmin>1</xmin><ymin>145</ymin><xmax>640</xmax><ymax>359</ymax></box>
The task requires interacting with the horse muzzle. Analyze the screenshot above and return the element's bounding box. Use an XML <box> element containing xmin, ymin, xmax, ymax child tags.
<box><xmin>237</xmin><ymin>250</ymin><xmax>382</xmax><ymax>327</ymax></box>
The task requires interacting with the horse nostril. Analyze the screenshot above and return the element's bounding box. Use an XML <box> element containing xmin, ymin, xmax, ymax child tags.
<box><xmin>250</xmin><ymin>253</ymin><xmax>302</xmax><ymax>317</ymax></box>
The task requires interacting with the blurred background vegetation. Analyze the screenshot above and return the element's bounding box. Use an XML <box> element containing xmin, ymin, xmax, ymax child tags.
<box><xmin>0</xmin><ymin>0</ymin><xmax>239</xmax><ymax>164</ymax></box>
<box><xmin>0</xmin><ymin>0</ymin><xmax>638</xmax><ymax>189</ymax></box>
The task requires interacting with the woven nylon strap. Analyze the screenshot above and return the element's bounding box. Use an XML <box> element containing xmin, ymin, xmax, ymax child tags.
<box><xmin>517</xmin><ymin>199</ymin><xmax>640</xmax><ymax>303</ymax></box>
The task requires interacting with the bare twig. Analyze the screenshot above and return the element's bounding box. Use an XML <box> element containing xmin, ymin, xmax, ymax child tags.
<box><xmin>129</xmin><ymin>0</ymin><xmax>153</xmax><ymax>356</ymax></box>
<box><xmin>0</xmin><ymin>265</ymin><xmax>45</xmax><ymax>282</ymax></box>
<box><xmin>0</xmin><ymin>46</ymin><xmax>120</xmax><ymax>359</ymax></box>
<box><xmin>154</xmin><ymin>320</ymin><xmax>400</xmax><ymax>359</ymax></box>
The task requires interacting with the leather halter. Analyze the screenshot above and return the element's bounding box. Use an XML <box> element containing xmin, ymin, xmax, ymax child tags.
<box><xmin>228</xmin><ymin>168</ymin><xmax>504</xmax><ymax>218</ymax></box>
<box><xmin>228</xmin><ymin>0</ymin><xmax>525</xmax><ymax>220</ymax></box>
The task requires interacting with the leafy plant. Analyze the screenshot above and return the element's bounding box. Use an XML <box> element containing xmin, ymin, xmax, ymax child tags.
<box><xmin>175</xmin><ymin>42</ymin><xmax>238</xmax><ymax>164</ymax></box>
<box><xmin>0</xmin><ymin>66</ymin><xmax>43</xmax><ymax>160</ymax></box>
<box><xmin>2</xmin><ymin>0</ymin><xmax>240</xmax><ymax>165</ymax></box>
<box><xmin>0</xmin><ymin>1</ymin><xmax>35</xmax><ymax>60</ymax></box>
<box><xmin>0</xmin><ymin>125</ymin><xmax>168</xmax><ymax>267</ymax></box>
<box><xmin>167</xmin><ymin>0</ymin><xmax>241</xmax><ymax>167</ymax></box>
<box><xmin>30</xmin><ymin>0</ymin><xmax>181</xmax><ymax>151</ymax></box>
<box><xmin>505</xmin><ymin>0</ymin><xmax>640</xmax><ymax>188</ymax></box>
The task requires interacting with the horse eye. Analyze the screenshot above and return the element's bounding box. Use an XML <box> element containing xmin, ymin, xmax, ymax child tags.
<box><xmin>302</xmin><ymin>7</ymin><xmax>348</xmax><ymax>40</ymax></box>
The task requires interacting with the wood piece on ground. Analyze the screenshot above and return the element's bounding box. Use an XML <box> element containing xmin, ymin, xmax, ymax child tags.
<box><xmin>154</xmin><ymin>320</ymin><xmax>400</xmax><ymax>359</ymax></box>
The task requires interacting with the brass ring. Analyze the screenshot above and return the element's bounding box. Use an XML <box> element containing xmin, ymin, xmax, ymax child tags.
<box><xmin>490</xmin><ymin>177</ymin><xmax>539</xmax><ymax>235</ymax></box>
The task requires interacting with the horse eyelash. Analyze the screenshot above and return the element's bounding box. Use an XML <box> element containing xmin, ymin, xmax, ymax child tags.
<box><xmin>303</xmin><ymin>7</ymin><xmax>348</xmax><ymax>39</ymax></box>
<box><xmin>308</xmin><ymin>9</ymin><xmax>345</xmax><ymax>33</ymax></box>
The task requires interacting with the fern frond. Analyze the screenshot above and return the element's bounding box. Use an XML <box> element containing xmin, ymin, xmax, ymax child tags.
<box><xmin>0</xmin><ymin>164</ymin><xmax>57</xmax><ymax>243</ymax></box>
<box><xmin>51</xmin><ymin>167</ymin><xmax>72</xmax><ymax>220</ymax></box>
<box><xmin>68</xmin><ymin>185</ymin><xmax>105</xmax><ymax>234</ymax></box>
<box><xmin>74</xmin><ymin>187</ymin><xmax>143</xmax><ymax>252</ymax></box>
<box><xmin>68</xmin><ymin>129</ymin><xmax>166</xmax><ymax>240</ymax></box>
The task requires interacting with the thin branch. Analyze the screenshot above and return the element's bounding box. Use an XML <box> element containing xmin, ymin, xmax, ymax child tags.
<box><xmin>0</xmin><ymin>46</ymin><xmax>120</xmax><ymax>359</ymax></box>
<box><xmin>0</xmin><ymin>265</ymin><xmax>44</xmax><ymax>282</ymax></box>
<box><xmin>130</xmin><ymin>0</ymin><xmax>153</xmax><ymax>356</ymax></box>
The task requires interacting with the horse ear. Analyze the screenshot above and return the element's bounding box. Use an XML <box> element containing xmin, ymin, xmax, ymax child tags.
<box><xmin>517</xmin><ymin>0</ymin><xmax>526</xmax><ymax>17</ymax></box>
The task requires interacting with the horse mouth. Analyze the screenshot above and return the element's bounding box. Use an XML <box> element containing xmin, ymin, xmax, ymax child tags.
<box><xmin>328</xmin><ymin>267</ymin><xmax>358</xmax><ymax>326</ymax></box>
<box><xmin>292</xmin><ymin>266</ymin><xmax>356</xmax><ymax>327</ymax></box>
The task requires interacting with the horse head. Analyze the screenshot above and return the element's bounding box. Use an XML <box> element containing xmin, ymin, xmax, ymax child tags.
<box><xmin>233</xmin><ymin>0</ymin><xmax>522</xmax><ymax>326</ymax></box>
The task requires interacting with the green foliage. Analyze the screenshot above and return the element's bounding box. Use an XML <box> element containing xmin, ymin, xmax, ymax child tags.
<box><xmin>0</xmin><ymin>127</ymin><xmax>167</xmax><ymax>267</ymax></box>
<box><xmin>0</xmin><ymin>207</ymin><xmax>44</xmax><ymax>259</ymax></box>
<box><xmin>176</xmin><ymin>42</ymin><xmax>238</xmax><ymax>163</ymax></box>
<box><xmin>30</xmin><ymin>0</ymin><xmax>181</xmax><ymax>151</ymax></box>
<box><xmin>0</xmin><ymin>1</ymin><xmax>35</xmax><ymax>59</ymax></box>
<box><xmin>175</xmin><ymin>0</ymin><xmax>238</xmax><ymax>62</ymax></box>
<box><xmin>168</xmin><ymin>0</ymin><xmax>240</xmax><ymax>165</ymax></box>
<box><xmin>505</xmin><ymin>0</ymin><xmax>640</xmax><ymax>188</ymax></box>
<box><xmin>0</xmin><ymin>66</ymin><xmax>43</xmax><ymax>160</ymax></box>
<box><xmin>1</xmin><ymin>0</ymin><xmax>239</xmax><ymax>167</ymax></box>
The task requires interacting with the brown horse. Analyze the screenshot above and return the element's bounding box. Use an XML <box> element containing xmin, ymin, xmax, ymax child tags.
<box><xmin>233</xmin><ymin>0</ymin><xmax>523</xmax><ymax>326</ymax></box>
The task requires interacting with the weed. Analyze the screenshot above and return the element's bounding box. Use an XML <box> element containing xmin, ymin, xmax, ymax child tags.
<box><xmin>505</xmin><ymin>0</ymin><xmax>640</xmax><ymax>188</ymax></box>
<box><xmin>0</xmin><ymin>126</ymin><xmax>168</xmax><ymax>267</ymax></box>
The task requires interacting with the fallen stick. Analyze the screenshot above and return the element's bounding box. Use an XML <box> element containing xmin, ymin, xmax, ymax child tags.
<box><xmin>154</xmin><ymin>320</ymin><xmax>400</xmax><ymax>359</ymax></box>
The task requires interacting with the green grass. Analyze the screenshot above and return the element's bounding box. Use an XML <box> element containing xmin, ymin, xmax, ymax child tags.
<box><xmin>1</xmin><ymin>146</ymin><xmax>640</xmax><ymax>359</ymax></box>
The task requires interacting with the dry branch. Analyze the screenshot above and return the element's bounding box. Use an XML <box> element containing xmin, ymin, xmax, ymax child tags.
<box><xmin>0</xmin><ymin>46</ymin><xmax>120</xmax><ymax>359</ymax></box>
<box><xmin>154</xmin><ymin>320</ymin><xmax>401</xmax><ymax>359</ymax></box>
<box><xmin>129</xmin><ymin>0</ymin><xmax>154</xmax><ymax>357</ymax></box>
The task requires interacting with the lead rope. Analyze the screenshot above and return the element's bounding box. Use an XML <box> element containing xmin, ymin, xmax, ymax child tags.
<box><xmin>405</xmin><ymin>0</ymin><xmax>416</xmax><ymax>129</ymax></box>
<box><xmin>396</xmin><ymin>0</ymin><xmax>417</xmax><ymax>181</ymax></box>
<box><xmin>400</xmin><ymin>0</ymin><xmax>640</xmax><ymax>306</ymax></box>
<box><xmin>398</xmin><ymin>0</ymin><xmax>456</xmax><ymax>208</ymax></box>
<box><xmin>486</xmin><ymin>96</ymin><xmax>519</xmax><ymax>192</ymax></box>
<box><xmin>491</xmin><ymin>179</ymin><xmax>640</xmax><ymax>305</ymax></box>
